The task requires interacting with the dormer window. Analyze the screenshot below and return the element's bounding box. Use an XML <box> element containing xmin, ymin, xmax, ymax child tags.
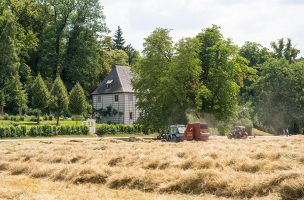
<box><xmin>106</xmin><ymin>80</ymin><xmax>113</xmax><ymax>88</ymax></box>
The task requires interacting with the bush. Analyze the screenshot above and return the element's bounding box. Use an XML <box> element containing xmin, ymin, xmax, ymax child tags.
<box><xmin>96</xmin><ymin>124</ymin><xmax>117</xmax><ymax>136</ymax></box>
<box><xmin>0</xmin><ymin>126</ymin><xmax>27</xmax><ymax>138</ymax></box>
<box><xmin>28</xmin><ymin>125</ymin><xmax>89</xmax><ymax>137</ymax></box>
<box><xmin>96</xmin><ymin>124</ymin><xmax>145</xmax><ymax>136</ymax></box>
<box><xmin>3</xmin><ymin>114</ymin><xmax>9</xmax><ymax>120</ymax></box>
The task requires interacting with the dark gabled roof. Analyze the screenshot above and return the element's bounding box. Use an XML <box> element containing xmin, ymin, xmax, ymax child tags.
<box><xmin>91</xmin><ymin>65</ymin><xmax>134</xmax><ymax>95</ymax></box>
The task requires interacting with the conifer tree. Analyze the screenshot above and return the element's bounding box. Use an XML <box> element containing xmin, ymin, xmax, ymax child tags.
<box><xmin>31</xmin><ymin>74</ymin><xmax>50</xmax><ymax>124</ymax></box>
<box><xmin>69</xmin><ymin>82</ymin><xmax>86</xmax><ymax>117</ymax></box>
<box><xmin>49</xmin><ymin>76</ymin><xmax>68</xmax><ymax>125</ymax></box>
<box><xmin>0</xmin><ymin>2</ymin><xmax>20</xmax><ymax>88</ymax></box>
<box><xmin>4</xmin><ymin>74</ymin><xmax>27</xmax><ymax>115</ymax></box>
<box><xmin>113</xmin><ymin>26</ymin><xmax>125</xmax><ymax>50</ymax></box>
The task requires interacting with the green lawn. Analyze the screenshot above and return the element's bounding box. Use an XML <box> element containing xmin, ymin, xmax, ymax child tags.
<box><xmin>0</xmin><ymin>120</ymin><xmax>83</xmax><ymax>128</ymax></box>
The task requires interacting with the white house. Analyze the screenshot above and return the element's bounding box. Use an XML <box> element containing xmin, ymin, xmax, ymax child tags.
<box><xmin>91</xmin><ymin>65</ymin><xmax>140</xmax><ymax>124</ymax></box>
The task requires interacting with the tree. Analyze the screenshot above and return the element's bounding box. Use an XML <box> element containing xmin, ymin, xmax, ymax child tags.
<box><xmin>4</xmin><ymin>74</ymin><xmax>27</xmax><ymax>115</ymax></box>
<box><xmin>99</xmin><ymin>49</ymin><xmax>129</xmax><ymax>77</ymax></box>
<box><xmin>63</xmin><ymin>26</ymin><xmax>103</xmax><ymax>92</ymax></box>
<box><xmin>133</xmin><ymin>28</ymin><xmax>202</xmax><ymax>129</ymax></box>
<box><xmin>125</xmin><ymin>44</ymin><xmax>140</xmax><ymax>65</ymax></box>
<box><xmin>37</xmin><ymin>0</ymin><xmax>77</xmax><ymax>79</ymax></box>
<box><xmin>49</xmin><ymin>76</ymin><xmax>68</xmax><ymax>125</ymax></box>
<box><xmin>62</xmin><ymin>0</ymin><xmax>108</xmax><ymax>92</ymax></box>
<box><xmin>253</xmin><ymin>58</ymin><xmax>304</xmax><ymax>134</ymax></box>
<box><xmin>271</xmin><ymin>38</ymin><xmax>300</xmax><ymax>63</ymax></box>
<box><xmin>239</xmin><ymin>42</ymin><xmax>270</xmax><ymax>69</ymax></box>
<box><xmin>69</xmin><ymin>82</ymin><xmax>86</xmax><ymax>117</ymax></box>
<box><xmin>0</xmin><ymin>1</ymin><xmax>19</xmax><ymax>88</ymax></box>
<box><xmin>0</xmin><ymin>90</ymin><xmax>5</xmax><ymax>114</ymax></box>
<box><xmin>31</xmin><ymin>74</ymin><xmax>50</xmax><ymax>124</ymax></box>
<box><xmin>113</xmin><ymin>26</ymin><xmax>125</xmax><ymax>50</ymax></box>
<box><xmin>196</xmin><ymin>25</ymin><xmax>255</xmax><ymax>122</ymax></box>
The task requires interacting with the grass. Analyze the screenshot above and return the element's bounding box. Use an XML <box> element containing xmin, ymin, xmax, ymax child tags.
<box><xmin>252</xmin><ymin>128</ymin><xmax>273</xmax><ymax>136</ymax></box>
<box><xmin>0</xmin><ymin>119</ymin><xmax>82</xmax><ymax>128</ymax></box>
<box><xmin>0</xmin><ymin>136</ymin><xmax>303</xmax><ymax>199</ymax></box>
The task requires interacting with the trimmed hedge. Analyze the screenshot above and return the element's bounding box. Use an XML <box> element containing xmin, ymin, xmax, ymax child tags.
<box><xmin>96</xmin><ymin>124</ymin><xmax>153</xmax><ymax>136</ymax></box>
<box><xmin>0</xmin><ymin>126</ymin><xmax>27</xmax><ymax>138</ymax></box>
<box><xmin>28</xmin><ymin>125</ymin><xmax>89</xmax><ymax>137</ymax></box>
<box><xmin>0</xmin><ymin>125</ymin><xmax>89</xmax><ymax>138</ymax></box>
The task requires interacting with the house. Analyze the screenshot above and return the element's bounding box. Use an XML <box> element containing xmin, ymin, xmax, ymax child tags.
<box><xmin>91</xmin><ymin>65</ymin><xmax>140</xmax><ymax>124</ymax></box>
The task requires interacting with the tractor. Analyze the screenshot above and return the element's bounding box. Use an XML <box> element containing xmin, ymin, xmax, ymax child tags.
<box><xmin>228</xmin><ymin>125</ymin><xmax>248</xmax><ymax>139</ymax></box>
<box><xmin>158</xmin><ymin>125</ymin><xmax>186</xmax><ymax>142</ymax></box>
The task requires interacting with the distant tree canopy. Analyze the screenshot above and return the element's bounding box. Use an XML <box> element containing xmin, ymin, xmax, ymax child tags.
<box><xmin>0</xmin><ymin>0</ymin><xmax>303</xmax><ymax>135</ymax></box>
<box><xmin>133</xmin><ymin>28</ymin><xmax>202</xmax><ymax>129</ymax></box>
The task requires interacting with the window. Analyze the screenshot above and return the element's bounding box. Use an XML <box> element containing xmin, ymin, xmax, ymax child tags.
<box><xmin>97</xmin><ymin>96</ymin><xmax>101</xmax><ymax>103</ymax></box>
<box><xmin>129</xmin><ymin>112</ymin><xmax>133</xmax><ymax>120</ymax></box>
<box><xmin>114</xmin><ymin>95</ymin><xmax>119</xmax><ymax>102</ymax></box>
<box><xmin>106</xmin><ymin>80</ymin><xmax>113</xmax><ymax>88</ymax></box>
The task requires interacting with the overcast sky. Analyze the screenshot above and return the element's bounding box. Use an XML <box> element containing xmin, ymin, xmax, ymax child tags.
<box><xmin>101</xmin><ymin>0</ymin><xmax>304</xmax><ymax>54</ymax></box>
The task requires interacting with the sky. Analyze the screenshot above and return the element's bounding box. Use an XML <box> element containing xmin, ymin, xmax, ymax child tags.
<box><xmin>101</xmin><ymin>0</ymin><xmax>304</xmax><ymax>54</ymax></box>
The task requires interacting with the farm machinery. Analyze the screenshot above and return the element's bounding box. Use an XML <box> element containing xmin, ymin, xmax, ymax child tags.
<box><xmin>158</xmin><ymin>123</ymin><xmax>210</xmax><ymax>142</ymax></box>
<box><xmin>227</xmin><ymin>126</ymin><xmax>248</xmax><ymax>139</ymax></box>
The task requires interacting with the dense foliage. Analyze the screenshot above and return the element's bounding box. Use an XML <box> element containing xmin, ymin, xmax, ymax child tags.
<box><xmin>0</xmin><ymin>0</ymin><xmax>303</xmax><ymax>134</ymax></box>
<box><xmin>0</xmin><ymin>0</ymin><xmax>138</xmax><ymax>121</ymax></box>
<box><xmin>0</xmin><ymin>125</ymin><xmax>89</xmax><ymax>138</ymax></box>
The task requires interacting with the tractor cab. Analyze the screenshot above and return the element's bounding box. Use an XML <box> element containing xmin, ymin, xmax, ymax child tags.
<box><xmin>158</xmin><ymin>125</ymin><xmax>185</xmax><ymax>142</ymax></box>
<box><xmin>228</xmin><ymin>125</ymin><xmax>248</xmax><ymax>139</ymax></box>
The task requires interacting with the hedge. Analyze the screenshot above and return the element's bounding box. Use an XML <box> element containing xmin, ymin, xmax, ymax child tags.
<box><xmin>28</xmin><ymin>125</ymin><xmax>89</xmax><ymax>137</ymax></box>
<box><xmin>96</xmin><ymin>124</ymin><xmax>154</xmax><ymax>136</ymax></box>
<box><xmin>0</xmin><ymin>126</ymin><xmax>27</xmax><ymax>138</ymax></box>
<box><xmin>0</xmin><ymin>125</ymin><xmax>89</xmax><ymax>138</ymax></box>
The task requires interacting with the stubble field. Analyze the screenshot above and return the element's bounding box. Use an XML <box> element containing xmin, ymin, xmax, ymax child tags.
<box><xmin>0</xmin><ymin>136</ymin><xmax>304</xmax><ymax>200</ymax></box>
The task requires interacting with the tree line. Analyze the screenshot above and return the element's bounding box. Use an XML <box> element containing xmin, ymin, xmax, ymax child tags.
<box><xmin>0</xmin><ymin>0</ymin><xmax>137</xmax><ymax>123</ymax></box>
<box><xmin>1</xmin><ymin>0</ymin><xmax>303</xmax><ymax>134</ymax></box>
<box><xmin>133</xmin><ymin>26</ymin><xmax>304</xmax><ymax>134</ymax></box>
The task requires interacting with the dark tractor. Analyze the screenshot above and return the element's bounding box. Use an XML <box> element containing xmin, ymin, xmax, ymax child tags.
<box><xmin>158</xmin><ymin>125</ymin><xmax>186</xmax><ymax>142</ymax></box>
<box><xmin>228</xmin><ymin>126</ymin><xmax>248</xmax><ymax>139</ymax></box>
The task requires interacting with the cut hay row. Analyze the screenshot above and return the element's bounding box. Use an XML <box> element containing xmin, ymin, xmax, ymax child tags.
<box><xmin>0</xmin><ymin>137</ymin><xmax>303</xmax><ymax>199</ymax></box>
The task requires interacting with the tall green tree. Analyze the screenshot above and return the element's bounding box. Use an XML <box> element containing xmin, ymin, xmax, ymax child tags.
<box><xmin>62</xmin><ymin>0</ymin><xmax>107</xmax><ymax>92</ymax></box>
<box><xmin>31</xmin><ymin>74</ymin><xmax>50</xmax><ymax>124</ymax></box>
<box><xmin>0</xmin><ymin>90</ymin><xmax>5</xmax><ymax>114</ymax></box>
<box><xmin>38</xmin><ymin>0</ymin><xmax>76</xmax><ymax>79</ymax></box>
<box><xmin>253</xmin><ymin>58</ymin><xmax>304</xmax><ymax>134</ymax></box>
<box><xmin>196</xmin><ymin>25</ymin><xmax>255</xmax><ymax>122</ymax></box>
<box><xmin>271</xmin><ymin>38</ymin><xmax>300</xmax><ymax>63</ymax></box>
<box><xmin>133</xmin><ymin>28</ymin><xmax>202</xmax><ymax>129</ymax></box>
<box><xmin>113</xmin><ymin>26</ymin><xmax>125</xmax><ymax>50</ymax></box>
<box><xmin>239</xmin><ymin>42</ymin><xmax>270</xmax><ymax>69</ymax></box>
<box><xmin>4</xmin><ymin>74</ymin><xmax>27</xmax><ymax>115</ymax></box>
<box><xmin>69</xmin><ymin>82</ymin><xmax>86</xmax><ymax>117</ymax></box>
<box><xmin>0</xmin><ymin>1</ymin><xmax>19</xmax><ymax>87</ymax></box>
<box><xmin>125</xmin><ymin>44</ymin><xmax>140</xmax><ymax>65</ymax></box>
<box><xmin>49</xmin><ymin>76</ymin><xmax>68</xmax><ymax>125</ymax></box>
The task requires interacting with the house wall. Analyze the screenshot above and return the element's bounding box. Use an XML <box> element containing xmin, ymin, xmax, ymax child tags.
<box><xmin>123</xmin><ymin>93</ymin><xmax>140</xmax><ymax>124</ymax></box>
<box><xmin>93</xmin><ymin>93</ymin><xmax>139</xmax><ymax>124</ymax></box>
<box><xmin>93</xmin><ymin>93</ymin><xmax>124</xmax><ymax>124</ymax></box>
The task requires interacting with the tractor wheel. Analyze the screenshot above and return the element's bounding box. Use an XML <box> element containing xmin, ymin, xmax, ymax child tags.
<box><xmin>171</xmin><ymin>135</ymin><xmax>177</xmax><ymax>142</ymax></box>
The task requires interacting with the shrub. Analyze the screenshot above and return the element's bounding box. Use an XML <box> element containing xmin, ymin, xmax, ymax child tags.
<box><xmin>3</xmin><ymin>114</ymin><xmax>9</xmax><ymax>120</ymax></box>
<box><xmin>96</xmin><ymin>124</ymin><xmax>146</xmax><ymax>136</ymax></box>
<box><xmin>0</xmin><ymin>126</ymin><xmax>27</xmax><ymax>138</ymax></box>
<box><xmin>96</xmin><ymin>124</ymin><xmax>117</xmax><ymax>136</ymax></box>
<box><xmin>19</xmin><ymin>116</ymin><xmax>25</xmax><ymax>121</ymax></box>
<box><xmin>28</xmin><ymin>125</ymin><xmax>89</xmax><ymax>137</ymax></box>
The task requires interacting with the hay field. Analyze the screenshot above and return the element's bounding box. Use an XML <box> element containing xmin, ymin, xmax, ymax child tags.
<box><xmin>0</xmin><ymin>136</ymin><xmax>304</xmax><ymax>200</ymax></box>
